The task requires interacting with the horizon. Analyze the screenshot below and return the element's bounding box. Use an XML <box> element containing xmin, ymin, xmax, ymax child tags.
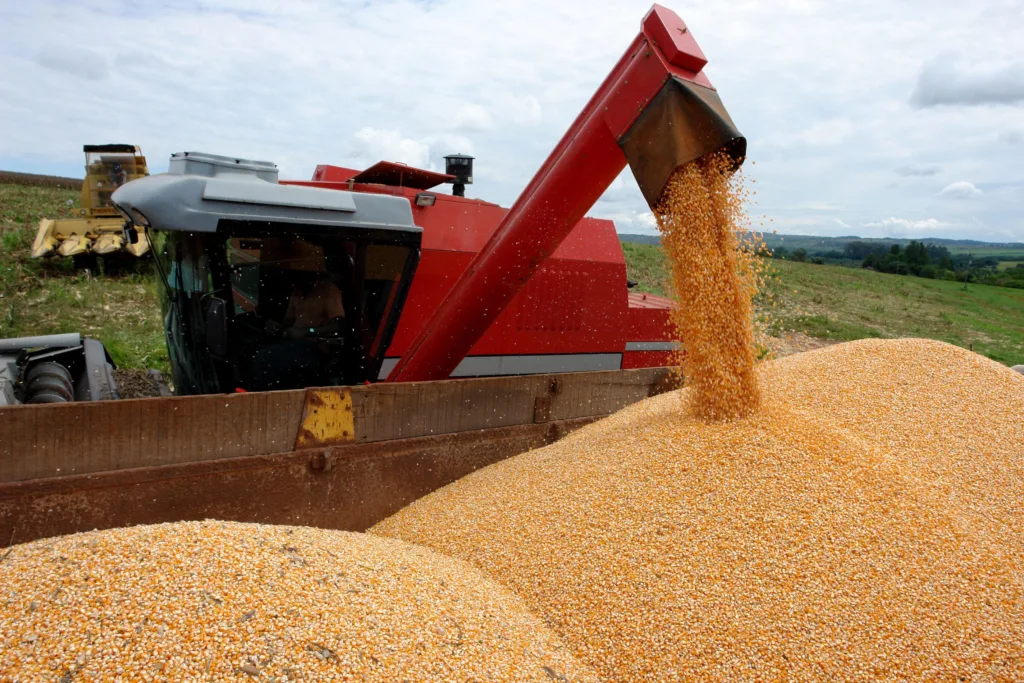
<box><xmin>617</xmin><ymin>231</ymin><xmax>1024</xmax><ymax>247</ymax></box>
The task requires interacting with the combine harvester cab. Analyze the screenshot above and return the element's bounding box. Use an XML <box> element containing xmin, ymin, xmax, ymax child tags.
<box><xmin>111</xmin><ymin>151</ymin><xmax>680</xmax><ymax>394</ymax></box>
<box><xmin>32</xmin><ymin>145</ymin><xmax>149</xmax><ymax>262</ymax></box>
<box><xmin>2</xmin><ymin>3</ymin><xmax>744</xmax><ymax>544</ymax></box>
<box><xmin>112</xmin><ymin>151</ymin><xmax>422</xmax><ymax>395</ymax></box>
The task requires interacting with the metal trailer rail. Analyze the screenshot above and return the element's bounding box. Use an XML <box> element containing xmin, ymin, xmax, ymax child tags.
<box><xmin>0</xmin><ymin>367</ymin><xmax>676</xmax><ymax>545</ymax></box>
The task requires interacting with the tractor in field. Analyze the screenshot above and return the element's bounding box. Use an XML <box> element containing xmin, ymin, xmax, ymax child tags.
<box><xmin>31</xmin><ymin>144</ymin><xmax>149</xmax><ymax>265</ymax></box>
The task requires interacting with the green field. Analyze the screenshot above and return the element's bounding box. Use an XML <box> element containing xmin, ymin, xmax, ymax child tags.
<box><xmin>622</xmin><ymin>242</ymin><xmax>1024</xmax><ymax>366</ymax></box>
<box><xmin>3</xmin><ymin>182</ymin><xmax>1023</xmax><ymax>370</ymax></box>
<box><xmin>0</xmin><ymin>183</ymin><xmax>168</xmax><ymax>372</ymax></box>
<box><xmin>741</xmin><ymin>232</ymin><xmax>1024</xmax><ymax>260</ymax></box>
<box><xmin>998</xmin><ymin>261</ymin><xmax>1023</xmax><ymax>271</ymax></box>
<box><xmin>947</xmin><ymin>247</ymin><xmax>1024</xmax><ymax>259</ymax></box>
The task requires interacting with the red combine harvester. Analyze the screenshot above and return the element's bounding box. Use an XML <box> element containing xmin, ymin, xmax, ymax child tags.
<box><xmin>285</xmin><ymin>158</ymin><xmax>677</xmax><ymax>380</ymax></box>
<box><xmin>0</xmin><ymin>4</ymin><xmax>744</xmax><ymax>543</ymax></box>
<box><xmin>103</xmin><ymin>4</ymin><xmax>741</xmax><ymax>396</ymax></box>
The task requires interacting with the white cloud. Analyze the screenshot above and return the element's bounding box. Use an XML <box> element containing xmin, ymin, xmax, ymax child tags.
<box><xmin>783</xmin><ymin>118</ymin><xmax>857</xmax><ymax>147</ymax></box>
<box><xmin>940</xmin><ymin>181</ymin><xmax>983</xmax><ymax>199</ymax></box>
<box><xmin>894</xmin><ymin>164</ymin><xmax>941</xmax><ymax>177</ymax></box>
<box><xmin>911</xmin><ymin>55</ymin><xmax>1024</xmax><ymax>108</ymax></box>
<box><xmin>999</xmin><ymin>129</ymin><xmax>1024</xmax><ymax>145</ymax></box>
<box><xmin>0</xmin><ymin>0</ymin><xmax>1021</xmax><ymax>241</ymax></box>
<box><xmin>496</xmin><ymin>94</ymin><xmax>543</xmax><ymax>126</ymax></box>
<box><xmin>637</xmin><ymin>212</ymin><xmax>658</xmax><ymax>229</ymax></box>
<box><xmin>864</xmin><ymin>217</ymin><xmax>947</xmax><ymax>235</ymax></box>
<box><xmin>833</xmin><ymin>218</ymin><xmax>851</xmax><ymax>229</ymax></box>
<box><xmin>34</xmin><ymin>47</ymin><xmax>110</xmax><ymax>81</ymax></box>
<box><xmin>349</xmin><ymin>128</ymin><xmax>431</xmax><ymax>169</ymax></box>
<box><xmin>450</xmin><ymin>104</ymin><xmax>494</xmax><ymax>132</ymax></box>
<box><xmin>592</xmin><ymin>208</ymin><xmax>659</xmax><ymax>236</ymax></box>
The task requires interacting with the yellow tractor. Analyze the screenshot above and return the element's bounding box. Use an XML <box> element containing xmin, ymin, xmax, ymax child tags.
<box><xmin>31</xmin><ymin>145</ymin><xmax>149</xmax><ymax>262</ymax></box>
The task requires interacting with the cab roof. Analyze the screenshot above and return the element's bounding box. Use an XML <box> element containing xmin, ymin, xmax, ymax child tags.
<box><xmin>111</xmin><ymin>151</ymin><xmax>421</xmax><ymax>235</ymax></box>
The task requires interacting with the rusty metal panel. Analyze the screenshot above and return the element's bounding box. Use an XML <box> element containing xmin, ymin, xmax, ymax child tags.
<box><xmin>347</xmin><ymin>367</ymin><xmax>671</xmax><ymax>444</ymax></box>
<box><xmin>0</xmin><ymin>390</ymin><xmax>307</xmax><ymax>483</ymax></box>
<box><xmin>0</xmin><ymin>368</ymin><xmax>672</xmax><ymax>482</ymax></box>
<box><xmin>0</xmin><ymin>417</ymin><xmax>599</xmax><ymax>545</ymax></box>
<box><xmin>348</xmin><ymin>374</ymin><xmax>547</xmax><ymax>442</ymax></box>
<box><xmin>548</xmin><ymin>367</ymin><xmax>670</xmax><ymax>421</ymax></box>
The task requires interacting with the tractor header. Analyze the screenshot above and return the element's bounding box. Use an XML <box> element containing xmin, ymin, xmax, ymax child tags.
<box><xmin>387</xmin><ymin>3</ymin><xmax>745</xmax><ymax>382</ymax></box>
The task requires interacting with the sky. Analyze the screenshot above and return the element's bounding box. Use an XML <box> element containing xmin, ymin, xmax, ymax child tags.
<box><xmin>1</xmin><ymin>0</ymin><xmax>1022</xmax><ymax>242</ymax></box>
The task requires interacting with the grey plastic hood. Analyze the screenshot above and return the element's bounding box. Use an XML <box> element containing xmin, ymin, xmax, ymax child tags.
<box><xmin>111</xmin><ymin>151</ymin><xmax>421</xmax><ymax>234</ymax></box>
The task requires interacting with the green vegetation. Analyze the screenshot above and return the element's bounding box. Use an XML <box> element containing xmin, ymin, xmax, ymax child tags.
<box><xmin>3</xmin><ymin>180</ymin><xmax>1022</xmax><ymax>371</ymax></box>
<box><xmin>767</xmin><ymin>237</ymin><xmax>1024</xmax><ymax>289</ymax></box>
<box><xmin>946</xmin><ymin>247</ymin><xmax>1024</xmax><ymax>258</ymax></box>
<box><xmin>0</xmin><ymin>183</ymin><xmax>168</xmax><ymax>372</ymax></box>
<box><xmin>622</xmin><ymin>242</ymin><xmax>1024</xmax><ymax>366</ymax></box>
<box><xmin>621</xmin><ymin>242</ymin><xmax>668</xmax><ymax>296</ymax></box>
<box><xmin>750</xmin><ymin>232</ymin><xmax>1024</xmax><ymax>258</ymax></box>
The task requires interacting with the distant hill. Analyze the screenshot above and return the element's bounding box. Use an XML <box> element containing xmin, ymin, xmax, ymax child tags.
<box><xmin>619</xmin><ymin>232</ymin><xmax>1024</xmax><ymax>257</ymax></box>
<box><xmin>760</xmin><ymin>234</ymin><xmax>1024</xmax><ymax>255</ymax></box>
<box><xmin>618</xmin><ymin>233</ymin><xmax>661</xmax><ymax>245</ymax></box>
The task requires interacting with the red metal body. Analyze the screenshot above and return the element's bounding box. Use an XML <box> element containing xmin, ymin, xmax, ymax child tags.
<box><xmin>284</xmin><ymin>167</ymin><xmax>675</xmax><ymax>377</ymax></box>
<box><xmin>386</xmin><ymin>3</ymin><xmax>739</xmax><ymax>382</ymax></box>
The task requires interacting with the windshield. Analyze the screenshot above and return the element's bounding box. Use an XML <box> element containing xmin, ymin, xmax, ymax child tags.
<box><xmin>152</xmin><ymin>227</ymin><xmax>417</xmax><ymax>394</ymax></box>
<box><xmin>84</xmin><ymin>150</ymin><xmax>144</xmax><ymax>216</ymax></box>
<box><xmin>150</xmin><ymin>230</ymin><xmax>219</xmax><ymax>394</ymax></box>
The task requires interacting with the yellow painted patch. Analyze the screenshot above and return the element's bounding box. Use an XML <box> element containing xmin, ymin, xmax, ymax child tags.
<box><xmin>295</xmin><ymin>389</ymin><xmax>355</xmax><ymax>449</ymax></box>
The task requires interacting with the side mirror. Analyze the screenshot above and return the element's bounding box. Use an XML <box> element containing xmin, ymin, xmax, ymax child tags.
<box><xmin>205</xmin><ymin>297</ymin><xmax>229</xmax><ymax>359</ymax></box>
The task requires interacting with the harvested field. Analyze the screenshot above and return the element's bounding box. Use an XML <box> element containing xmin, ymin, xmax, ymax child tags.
<box><xmin>0</xmin><ymin>171</ymin><xmax>81</xmax><ymax>190</ymax></box>
<box><xmin>374</xmin><ymin>338</ymin><xmax>1024</xmax><ymax>681</ymax></box>
<box><xmin>113</xmin><ymin>368</ymin><xmax>164</xmax><ymax>398</ymax></box>
<box><xmin>0</xmin><ymin>521</ymin><xmax>596</xmax><ymax>682</ymax></box>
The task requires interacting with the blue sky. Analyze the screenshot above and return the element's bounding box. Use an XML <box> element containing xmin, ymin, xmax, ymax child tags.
<box><xmin>1</xmin><ymin>0</ymin><xmax>1022</xmax><ymax>241</ymax></box>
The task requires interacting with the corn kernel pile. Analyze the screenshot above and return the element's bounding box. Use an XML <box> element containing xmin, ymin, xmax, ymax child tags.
<box><xmin>0</xmin><ymin>521</ymin><xmax>596</xmax><ymax>682</ymax></box>
<box><xmin>655</xmin><ymin>153</ymin><xmax>761</xmax><ymax>420</ymax></box>
<box><xmin>375</xmin><ymin>339</ymin><xmax>1024</xmax><ymax>681</ymax></box>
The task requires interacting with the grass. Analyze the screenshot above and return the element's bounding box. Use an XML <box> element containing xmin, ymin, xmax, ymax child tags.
<box><xmin>998</xmin><ymin>261</ymin><xmax>1023</xmax><ymax>271</ymax></box>
<box><xmin>3</xmin><ymin>180</ymin><xmax>1022</xmax><ymax>370</ymax></box>
<box><xmin>621</xmin><ymin>242</ymin><xmax>669</xmax><ymax>295</ymax></box>
<box><xmin>0</xmin><ymin>183</ymin><xmax>168</xmax><ymax>372</ymax></box>
<box><xmin>622</xmin><ymin>242</ymin><xmax>1024</xmax><ymax>366</ymax></box>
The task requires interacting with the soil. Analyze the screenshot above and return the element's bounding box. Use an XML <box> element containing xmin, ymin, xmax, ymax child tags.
<box><xmin>769</xmin><ymin>332</ymin><xmax>842</xmax><ymax>358</ymax></box>
<box><xmin>114</xmin><ymin>368</ymin><xmax>163</xmax><ymax>399</ymax></box>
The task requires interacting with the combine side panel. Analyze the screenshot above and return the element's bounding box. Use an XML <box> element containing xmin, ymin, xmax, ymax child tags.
<box><xmin>381</xmin><ymin>197</ymin><xmax>630</xmax><ymax>377</ymax></box>
<box><xmin>622</xmin><ymin>291</ymin><xmax>676</xmax><ymax>369</ymax></box>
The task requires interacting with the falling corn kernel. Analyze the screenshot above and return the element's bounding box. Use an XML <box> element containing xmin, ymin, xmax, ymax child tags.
<box><xmin>655</xmin><ymin>152</ymin><xmax>762</xmax><ymax>420</ymax></box>
<box><xmin>374</xmin><ymin>339</ymin><xmax>1024</xmax><ymax>682</ymax></box>
<box><xmin>0</xmin><ymin>521</ymin><xmax>596</xmax><ymax>682</ymax></box>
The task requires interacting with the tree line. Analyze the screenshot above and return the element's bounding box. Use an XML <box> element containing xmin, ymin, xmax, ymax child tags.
<box><xmin>769</xmin><ymin>240</ymin><xmax>1024</xmax><ymax>289</ymax></box>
